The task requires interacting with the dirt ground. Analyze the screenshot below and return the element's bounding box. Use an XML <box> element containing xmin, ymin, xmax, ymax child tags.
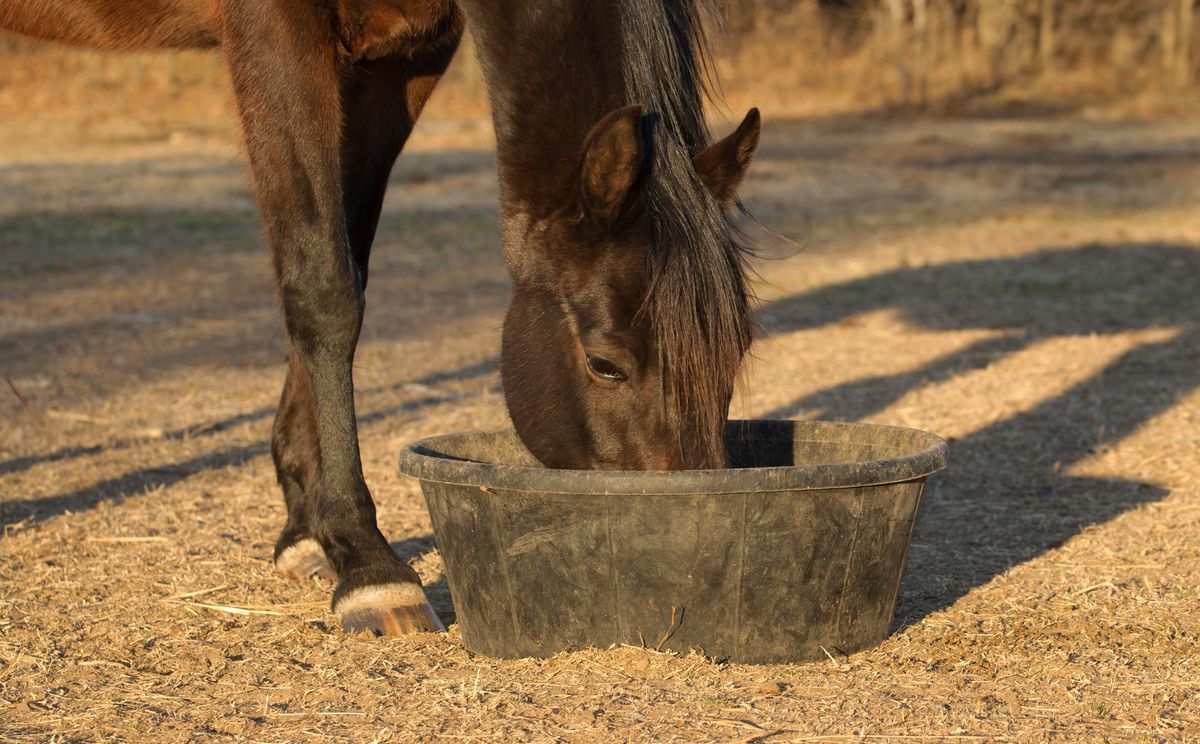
<box><xmin>2</xmin><ymin>74</ymin><xmax>1199</xmax><ymax>741</ymax></box>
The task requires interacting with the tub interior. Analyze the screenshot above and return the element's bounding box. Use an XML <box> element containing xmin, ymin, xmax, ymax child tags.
<box><xmin>417</xmin><ymin>420</ymin><xmax>927</xmax><ymax>471</ymax></box>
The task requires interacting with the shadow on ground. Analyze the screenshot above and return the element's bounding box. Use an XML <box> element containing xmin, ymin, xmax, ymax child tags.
<box><xmin>0</xmin><ymin>357</ymin><xmax>499</xmax><ymax>532</ymax></box>
<box><xmin>759</xmin><ymin>241</ymin><xmax>1199</xmax><ymax>627</ymax></box>
<box><xmin>5</xmin><ymin>242</ymin><xmax>1197</xmax><ymax>635</ymax></box>
<box><xmin>0</xmin><ymin>201</ymin><xmax>507</xmax><ymax>384</ymax></box>
<box><xmin>5</xmin><ymin>111</ymin><xmax>1200</xmax><ymax>641</ymax></box>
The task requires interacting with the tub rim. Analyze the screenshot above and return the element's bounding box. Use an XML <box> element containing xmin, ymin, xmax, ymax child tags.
<box><xmin>397</xmin><ymin>419</ymin><xmax>948</xmax><ymax>496</ymax></box>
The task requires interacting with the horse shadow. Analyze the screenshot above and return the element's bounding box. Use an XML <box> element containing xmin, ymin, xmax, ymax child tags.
<box><xmin>756</xmin><ymin>241</ymin><xmax>1199</xmax><ymax>627</ymax></box>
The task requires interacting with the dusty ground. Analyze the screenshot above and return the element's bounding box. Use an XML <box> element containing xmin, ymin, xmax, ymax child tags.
<box><xmin>2</xmin><ymin>79</ymin><xmax>1199</xmax><ymax>741</ymax></box>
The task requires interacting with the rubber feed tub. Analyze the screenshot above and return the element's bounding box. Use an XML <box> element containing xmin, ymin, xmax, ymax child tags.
<box><xmin>398</xmin><ymin>419</ymin><xmax>947</xmax><ymax>664</ymax></box>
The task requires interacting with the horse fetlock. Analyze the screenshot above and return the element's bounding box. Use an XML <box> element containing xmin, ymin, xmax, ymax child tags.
<box><xmin>274</xmin><ymin>537</ymin><xmax>336</xmax><ymax>582</ymax></box>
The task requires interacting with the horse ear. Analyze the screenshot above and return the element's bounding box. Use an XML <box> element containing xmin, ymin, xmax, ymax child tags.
<box><xmin>692</xmin><ymin>108</ymin><xmax>761</xmax><ymax>204</ymax></box>
<box><xmin>580</xmin><ymin>104</ymin><xmax>646</xmax><ymax>225</ymax></box>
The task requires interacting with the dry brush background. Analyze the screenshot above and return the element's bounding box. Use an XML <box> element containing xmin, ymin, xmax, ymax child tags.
<box><xmin>2</xmin><ymin>2</ymin><xmax>1200</xmax><ymax>741</ymax></box>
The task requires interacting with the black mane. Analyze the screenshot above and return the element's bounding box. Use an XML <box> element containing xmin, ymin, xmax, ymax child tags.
<box><xmin>618</xmin><ymin>0</ymin><xmax>755</xmax><ymax>465</ymax></box>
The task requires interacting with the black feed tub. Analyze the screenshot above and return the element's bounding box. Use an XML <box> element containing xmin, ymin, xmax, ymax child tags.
<box><xmin>398</xmin><ymin>419</ymin><xmax>946</xmax><ymax>664</ymax></box>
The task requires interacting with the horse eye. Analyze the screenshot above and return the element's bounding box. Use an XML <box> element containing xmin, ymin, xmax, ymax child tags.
<box><xmin>586</xmin><ymin>354</ymin><xmax>629</xmax><ymax>383</ymax></box>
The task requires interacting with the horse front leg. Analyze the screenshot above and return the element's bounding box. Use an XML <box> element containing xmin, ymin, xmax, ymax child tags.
<box><xmin>220</xmin><ymin>1</ymin><xmax>444</xmax><ymax>634</ymax></box>
<box><xmin>273</xmin><ymin>39</ymin><xmax>462</xmax><ymax>618</ymax></box>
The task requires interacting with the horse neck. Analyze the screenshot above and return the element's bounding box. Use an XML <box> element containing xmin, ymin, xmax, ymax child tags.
<box><xmin>462</xmin><ymin>0</ymin><xmax>630</xmax><ymax>214</ymax></box>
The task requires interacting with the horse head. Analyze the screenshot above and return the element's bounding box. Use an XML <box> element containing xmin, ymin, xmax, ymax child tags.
<box><xmin>500</xmin><ymin>106</ymin><xmax>762</xmax><ymax>470</ymax></box>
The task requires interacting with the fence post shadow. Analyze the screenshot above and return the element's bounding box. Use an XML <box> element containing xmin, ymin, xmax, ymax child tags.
<box><xmin>0</xmin><ymin>356</ymin><xmax>498</xmax><ymax>534</ymax></box>
<box><xmin>755</xmin><ymin>242</ymin><xmax>1199</xmax><ymax>628</ymax></box>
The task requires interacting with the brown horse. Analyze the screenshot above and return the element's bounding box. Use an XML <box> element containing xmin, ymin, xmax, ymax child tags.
<box><xmin>1</xmin><ymin>0</ymin><xmax>761</xmax><ymax>635</ymax></box>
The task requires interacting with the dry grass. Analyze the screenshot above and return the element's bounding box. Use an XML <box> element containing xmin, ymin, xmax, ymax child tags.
<box><xmin>717</xmin><ymin>0</ymin><xmax>1200</xmax><ymax>117</ymax></box>
<box><xmin>3</xmin><ymin>0</ymin><xmax>1199</xmax><ymax>149</ymax></box>
<box><xmin>2</xmin><ymin>45</ymin><xmax>1200</xmax><ymax>742</ymax></box>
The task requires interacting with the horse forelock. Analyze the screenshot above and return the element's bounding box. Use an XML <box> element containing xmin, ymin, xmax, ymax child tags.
<box><xmin>618</xmin><ymin>0</ymin><xmax>755</xmax><ymax>467</ymax></box>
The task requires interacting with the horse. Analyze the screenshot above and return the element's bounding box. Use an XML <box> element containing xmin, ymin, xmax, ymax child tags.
<box><xmin>1</xmin><ymin>0</ymin><xmax>762</xmax><ymax>636</ymax></box>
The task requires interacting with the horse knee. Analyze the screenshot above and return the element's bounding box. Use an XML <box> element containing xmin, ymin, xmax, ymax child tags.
<box><xmin>278</xmin><ymin>268</ymin><xmax>365</xmax><ymax>357</ymax></box>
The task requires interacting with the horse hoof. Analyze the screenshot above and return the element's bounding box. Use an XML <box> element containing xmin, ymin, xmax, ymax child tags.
<box><xmin>334</xmin><ymin>582</ymin><xmax>446</xmax><ymax>635</ymax></box>
<box><xmin>275</xmin><ymin>538</ymin><xmax>336</xmax><ymax>582</ymax></box>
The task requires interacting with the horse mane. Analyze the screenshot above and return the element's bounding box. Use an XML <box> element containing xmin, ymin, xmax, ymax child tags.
<box><xmin>618</xmin><ymin>0</ymin><xmax>754</xmax><ymax>466</ymax></box>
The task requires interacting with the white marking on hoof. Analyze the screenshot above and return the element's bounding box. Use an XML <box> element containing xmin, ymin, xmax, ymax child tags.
<box><xmin>275</xmin><ymin>538</ymin><xmax>336</xmax><ymax>582</ymax></box>
<box><xmin>335</xmin><ymin>583</ymin><xmax>446</xmax><ymax>634</ymax></box>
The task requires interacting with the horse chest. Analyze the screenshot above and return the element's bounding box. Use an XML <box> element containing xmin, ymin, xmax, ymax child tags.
<box><xmin>335</xmin><ymin>0</ymin><xmax>459</xmax><ymax>60</ymax></box>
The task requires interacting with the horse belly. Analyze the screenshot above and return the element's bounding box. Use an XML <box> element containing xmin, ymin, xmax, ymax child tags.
<box><xmin>337</xmin><ymin>0</ymin><xmax>461</xmax><ymax>60</ymax></box>
<box><xmin>0</xmin><ymin>0</ymin><xmax>219</xmax><ymax>49</ymax></box>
